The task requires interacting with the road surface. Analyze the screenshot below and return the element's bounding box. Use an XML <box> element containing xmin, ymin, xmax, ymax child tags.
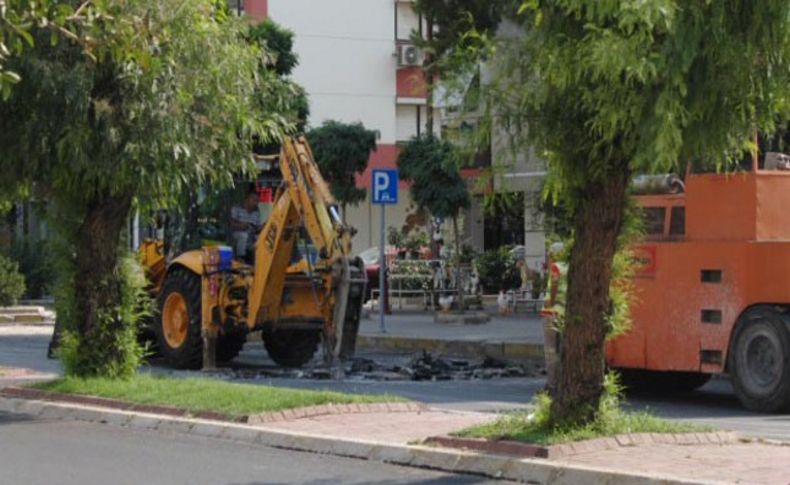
<box><xmin>0</xmin><ymin>410</ymin><xmax>507</xmax><ymax>485</ymax></box>
<box><xmin>1</xmin><ymin>324</ymin><xmax>789</xmax><ymax>442</ymax></box>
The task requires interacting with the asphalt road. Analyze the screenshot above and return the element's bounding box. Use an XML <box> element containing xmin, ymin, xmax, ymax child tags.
<box><xmin>0</xmin><ymin>411</ymin><xmax>507</xmax><ymax>485</ymax></box>
<box><xmin>2</xmin><ymin>325</ymin><xmax>790</xmax><ymax>442</ymax></box>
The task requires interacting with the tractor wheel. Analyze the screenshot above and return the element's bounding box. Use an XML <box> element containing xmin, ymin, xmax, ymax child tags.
<box><xmin>730</xmin><ymin>306</ymin><xmax>790</xmax><ymax>413</ymax></box>
<box><xmin>620</xmin><ymin>369</ymin><xmax>711</xmax><ymax>393</ymax></box>
<box><xmin>262</xmin><ymin>329</ymin><xmax>321</xmax><ymax>368</ymax></box>
<box><xmin>217</xmin><ymin>330</ymin><xmax>247</xmax><ymax>363</ymax></box>
<box><xmin>154</xmin><ymin>267</ymin><xmax>203</xmax><ymax>369</ymax></box>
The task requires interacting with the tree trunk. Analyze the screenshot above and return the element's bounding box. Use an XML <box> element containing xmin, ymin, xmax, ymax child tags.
<box><xmin>452</xmin><ymin>215</ymin><xmax>464</xmax><ymax>312</ymax></box>
<box><xmin>70</xmin><ymin>191</ymin><xmax>133</xmax><ymax>374</ymax></box>
<box><xmin>549</xmin><ymin>165</ymin><xmax>630</xmax><ymax>425</ymax></box>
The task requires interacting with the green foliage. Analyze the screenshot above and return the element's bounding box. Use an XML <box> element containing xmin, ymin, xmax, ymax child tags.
<box><xmin>390</xmin><ymin>260</ymin><xmax>433</xmax><ymax>291</ymax></box>
<box><xmin>247</xmin><ymin>18</ymin><xmax>298</xmax><ymax>77</ymax></box>
<box><xmin>57</xmin><ymin>254</ymin><xmax>151</xmax><ymax>379</ymax></box>
<box><xmin>1</xmin><ymin>0</ymin><xmax>282</xmax><ymax>209</ymax></box>
<box><xmin>0</xmin><ymin>253</ymin><xmax>25</xmax><ymax>306</ymax></box>
<box><xmin>1</xmin><ymin>0</ymin><xmax>295</xmax><ymax>378</ymax></box>
<box><xmin>495</xmin><ymin>0</ymin><xmax>790</xmax><ymax>207</ymax></box>
<box><xmin>247</xmin><ymin>18</ymin><xmax>309</xmax><ymax>135</ymax></box>
<box><xmin>34</xmin><ymin>373</ymin><xmax>405</xmax><ymax>418</ymax></box>
<box><xmin>307</xmin><ymin>121</ymin><xmax>377</xmax><ymax>210</ymax></box>
<box><xmin>475</xmin><ymin>247</ymin><xmax>521</xmax><ymax>293</ymax></box>
<box><xmin>3</xmin><ymin>240</ymin><xmax>54</xmax><ymax>299</ymax></box>
<box><xmin>412</xmin><ymin>0</ymin><xmax>514</xmax><ymax>78</ymax></box>
<box><xmin>457</xmin><ymin>372</ymin><xmax>706</xmax><ymax>444</ymax></box>
<box><xmin>398</xmin><ymin>135</ymin><xmax>470</xmax><ymax>220</ymax></box>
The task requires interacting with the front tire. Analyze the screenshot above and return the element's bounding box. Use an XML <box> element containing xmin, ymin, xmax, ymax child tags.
<box><xmin>155</xmin><ymin>268</ymin><xmax>203</xmax><ymax>369</ymax></box>
<box><xmin>730</xmin><ymin>306</ymin><xmax>790</xmax><ymax>413</ymax></box>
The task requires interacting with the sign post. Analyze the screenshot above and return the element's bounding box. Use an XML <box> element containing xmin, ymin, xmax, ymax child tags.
<box><xmin>372</xmin><ymin>169</ymin><xmax>398</xmax><ymax>334</ymax></box>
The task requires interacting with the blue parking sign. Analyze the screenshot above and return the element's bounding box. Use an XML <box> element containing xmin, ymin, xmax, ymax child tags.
<box><xmin>372</xmin><ymin>169</ymin><xmax>398</xmax><ymax>205</ymax></box>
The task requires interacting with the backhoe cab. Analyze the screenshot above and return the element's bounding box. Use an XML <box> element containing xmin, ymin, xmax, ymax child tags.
<box><xmin>140</xmin><ymin>137</ymin><xmax>366</xmax><ymax>370</ymax></box>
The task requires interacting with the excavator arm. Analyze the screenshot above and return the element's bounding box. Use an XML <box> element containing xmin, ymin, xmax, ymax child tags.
<box><xmin>245</xmin><ymin>137</ymin><xmax>364</xmax><ymax>360</ymax></box>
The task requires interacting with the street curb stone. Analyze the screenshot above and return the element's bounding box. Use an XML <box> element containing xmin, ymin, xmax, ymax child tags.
<box><xmin>426</xmin><ymin>431</ymin><xmax>740</xmax><ymax>460</ymax></box>
<box><xmin>0</xmin><ymin>395</ymin><xmax>719</xmax><ymax>484</ymax></box>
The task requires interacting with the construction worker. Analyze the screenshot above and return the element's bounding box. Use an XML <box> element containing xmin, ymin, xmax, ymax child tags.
<box><xmin>230</xmin><ymin>187</ymin><xmax>261</xmax><ymax>262</ymax></box>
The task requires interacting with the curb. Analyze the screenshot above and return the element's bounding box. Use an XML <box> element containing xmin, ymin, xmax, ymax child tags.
<box><xmin>356</xmin><ymin>335</ymin><xmax>545</xmax><ymax>362</ymax></box>
<box><xmin>0</xmin><ymin>387</ymin><xmax>429</xmax><ymax>425</ymax></box>
<box><xmin>426</xmin><ymin>431</ymin><xmax>740</xmax><ymax>460</ymax></box>
<box><xmin>0</xmin><ymin>395</ymin><xmax>718</xmax><ymax>485</ymax></box>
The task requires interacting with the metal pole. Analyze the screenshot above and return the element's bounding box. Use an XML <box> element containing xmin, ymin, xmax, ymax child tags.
<box><xmin>379</xmin><ymin>204</ymin><xmax>387</xmax><ymax>333</ymax></box>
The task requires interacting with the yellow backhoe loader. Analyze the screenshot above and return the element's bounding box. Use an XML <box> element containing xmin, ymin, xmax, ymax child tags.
<box><xmin>139</xmin><ymin>136</ymin><xmax>366</xmax><ymax>369</ymax></box>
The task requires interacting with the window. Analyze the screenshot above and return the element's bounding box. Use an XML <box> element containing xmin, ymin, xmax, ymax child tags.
<box><xmin>669</xmin><ymin>206</ymin><xmax>685</xmax><ymax>236</ymax></box>
<box><xmin>641</xmin><ymin>207</ymin><xmax>666</xmax><ymax>236</ymax></box>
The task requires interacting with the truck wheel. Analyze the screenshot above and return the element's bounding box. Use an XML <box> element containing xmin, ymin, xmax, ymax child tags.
<box><xmin>730</xmin><ymin>307</ymin><xmax>790</xmax><ymax>413</ymax></box>
<box><xmin>155</xmin><ymin>268</ymin><xmax>203</xmax><ymax>369</ymax></box>
<box><xmin>217</xmin><ymin>330</ymin><xmax>247</xmax><ymax>363</ymax></box>
<box><xmin>262</xmin><ymin>329</ymin><xmax>320</xmax><ymax>368</ymax></box>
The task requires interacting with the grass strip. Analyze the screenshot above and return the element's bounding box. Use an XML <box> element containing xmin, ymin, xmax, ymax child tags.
<box><xmin>32</xmin><ymin>373</ymin><xmax>404</xmax><ymax>419</ymax></box>
<box><xmin>456</xmin><ymin>408</ymin><xmax>709</xmax><ymax>445</ymax></box>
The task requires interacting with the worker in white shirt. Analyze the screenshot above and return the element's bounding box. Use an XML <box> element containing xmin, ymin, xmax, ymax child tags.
<box><xmin>230</xmin><ymin>188</ymin><xmax>261</xmax><ymax>261</ymax></box>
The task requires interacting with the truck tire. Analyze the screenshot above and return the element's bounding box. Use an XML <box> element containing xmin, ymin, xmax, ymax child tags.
<box><xmin>730</xmin><ymin>306</ymin><xmax>790</xmax><ymax>413</ymax></box>
<box><xmin>154</xmin><ymin>267</ymin><xmax>203</xmax><ymax>369</ymax></box>
<box><xmin>262</xmin><ymin>329</ymin><xmax>321</xmax><ymax>368</ymax></box>
<box><xmin>217</xmin><ymin>330</ymin><xmax>247</xmax><ymax>363</ymax></box>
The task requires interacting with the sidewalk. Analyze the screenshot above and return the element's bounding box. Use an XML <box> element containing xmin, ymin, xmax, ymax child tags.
<box><xmin>357</xmin><ymin>309</ymin><xmax>545</xmax><ymax>362</ymax></box>
<box><xmin>2</xmin><ymin>388</ymin><xmax>789</xmax><ymax>484</ymax></box>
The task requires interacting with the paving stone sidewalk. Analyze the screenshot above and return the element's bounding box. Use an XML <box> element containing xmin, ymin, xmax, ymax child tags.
<box><xmin>554</xmin><ymin>441</ymin><xmax>790</xmax><ymax>485</ymax></box>
<box><xmin>264</xmin><ymin>409</ymin><xmax>790</xmax><ymax>485</ymax></box>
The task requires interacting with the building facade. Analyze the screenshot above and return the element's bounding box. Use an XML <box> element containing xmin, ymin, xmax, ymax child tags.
<box><xmin>244</xmin><ymin>0</ymin><xmax>547</xmax><ymax>270</ymax></box>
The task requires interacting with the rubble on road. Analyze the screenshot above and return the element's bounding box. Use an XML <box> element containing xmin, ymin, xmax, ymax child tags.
<box><xmin>224</xmin><ymin>350</ymin><xmax>543</xmax><ymax>382</ymax></box>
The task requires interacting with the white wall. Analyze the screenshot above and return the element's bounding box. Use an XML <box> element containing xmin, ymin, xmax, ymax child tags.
<box><xmin>268</xmin><ymin>0</ymin><xmax>398</xmax><ymax>143</ymax></box>
<box><xmin>396</xmin><ymin>1</ymin><xmax>420</xmax><ymax>41</ymax></box>
<box><xmin>345</xmin><ymin>192</ymin><xmax>415</xmax><ymax>253</ymax></box>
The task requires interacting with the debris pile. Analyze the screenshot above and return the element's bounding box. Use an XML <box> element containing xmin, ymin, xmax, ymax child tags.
<box><xmin>227</xmin><ymin>350</ymin><xmax>543</xmax><ymax>382</ymax></box>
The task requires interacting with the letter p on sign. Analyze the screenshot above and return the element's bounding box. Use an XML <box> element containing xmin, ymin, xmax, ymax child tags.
<box><xmin>372</xmin><ymin>169</ymin><xmax>398</xmax><ymax>205</ymax></box>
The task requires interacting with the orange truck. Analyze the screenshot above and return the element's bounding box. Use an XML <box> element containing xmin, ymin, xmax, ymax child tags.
<box><xmin>549</xmin><ymin>165</ymin><xmax>790</xmax><ymax>412</ymax></box>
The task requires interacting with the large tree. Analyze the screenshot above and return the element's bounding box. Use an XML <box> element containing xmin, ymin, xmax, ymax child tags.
<box><xmin>307</xmin><ymin>121</ymin><xmax>377</xmax><ymax>220</ymax></box>
<box><xmin>0</xmin><ymin>0</ymin><xmax>290</xmax><ymax>377</ymax></box>
<box><xmin>493</xmin><ymin>0</ymin><xmax>790</xmax><ymax>425</ymax></box>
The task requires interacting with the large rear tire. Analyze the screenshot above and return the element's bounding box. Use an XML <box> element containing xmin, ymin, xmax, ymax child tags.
<box><xmin>154</xmin><ymin>268</ymin><xmax>203</xmax><ymax>369</ymax></box>
<box><xmin>262</xmin><ymin>329</ymin><xmax>321</xmax><ymax>368</ymax></box>
<box><xmin>730</xmin><ymin>306</ymin><xmax>790</xmax><ymax>413</ymax></box>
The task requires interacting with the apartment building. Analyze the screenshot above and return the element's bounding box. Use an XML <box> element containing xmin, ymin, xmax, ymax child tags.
<box><xmin>243</xmin><ymin>0</ymin><xmax>546</xmax><ymax>270</ymax></box>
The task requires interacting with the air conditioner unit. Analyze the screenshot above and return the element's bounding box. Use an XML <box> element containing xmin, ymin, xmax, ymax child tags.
<box><xmin>398</xmin><ymin>44</ymin><xmax>423</xmax><ymax>66</ymax></box>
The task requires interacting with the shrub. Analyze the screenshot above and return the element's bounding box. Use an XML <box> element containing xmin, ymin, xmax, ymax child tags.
<box><xmin>475</xmin><ymin>247</ymin><xmax>521</xmax><ymax>293</ymax></box>
<box><xmin>58</xmin><ymin>253</ymin><xmax>151</xmax><ymax>379</ymax></box>
<box><xmin>5</xmin><ymin>240</ymin><xmax>54</xmax><ymax>299</ymax></box>
<box><xmin>0</xmin><ymin>254</ymin><xmax>26</xmax><ymax>306</ymax></box>
<box><xmin>390</xmin><ymin>259</ymin><xmax>432</xmax><ymax>291</ymax></box>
